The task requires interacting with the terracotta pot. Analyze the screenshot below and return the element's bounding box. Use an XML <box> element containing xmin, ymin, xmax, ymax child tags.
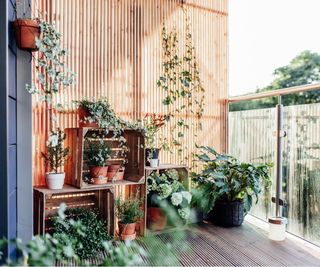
<box><xmin>147</xmin><ymin>207</ymin><xmax>167</xmax><ymax>231</ymax></box>
<box><xmin>78</xmin><ymin>107</ymin><xmax>98</xmax><ymax>128</ymax></box>
<box><xmin>120</xmin><ymin>232</ymin><xmax>136</xmax><ymax>241</ymax></box>
<box><xmin>119</xmin><ymin>222</ymin><xmax>136</xmax><ymax>235</ymax></box>
<box><xmin>107</xmin><ymin>168</ymin><xmax>125</xmax><ymax>182</ymax></box>
<box><xmin>12</xmin><ymin>19</ymin><xmax>40</xmax><ymax>51</ymax></box>
<box><xmin>108</xmin><ymin>164</ymin><xmax>121</xmax><ymax>172</ymax></box>
<box><xmin>89</xmin><ymin>165</ymin><xmax>108</xmax><ymax>178</ymax></box>
<box><xmin>91</xmin><ymin>177</ymin><xmax>107</xmax><ymax>185</ymax></box>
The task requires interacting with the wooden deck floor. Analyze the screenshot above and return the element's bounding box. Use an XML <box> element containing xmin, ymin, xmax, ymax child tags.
<box><xmin>58</xmin><ymin>221</ymin><xmax>320</xmax><ymax>266</ymax></box>
<box><xmin>143</xmin><ymin>221</ymin><xmax>320</xmax><ymax>266</ymax></box>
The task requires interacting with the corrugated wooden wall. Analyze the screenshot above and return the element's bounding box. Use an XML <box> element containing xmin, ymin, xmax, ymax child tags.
<box><xmin>32</xmin><ymin>0</ymin><xmax>228</xmax><ymax>186</ymax></box>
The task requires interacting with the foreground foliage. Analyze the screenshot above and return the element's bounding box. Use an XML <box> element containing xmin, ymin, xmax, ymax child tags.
<box><xmin>0</xmin><ymin>204</ymin><xmax>186</xmax><ymax>266</ymax></box>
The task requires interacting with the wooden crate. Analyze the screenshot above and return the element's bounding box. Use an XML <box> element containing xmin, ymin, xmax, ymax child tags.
<box><xmin>144</xmin><ymin>164</ymin><xmax>189</xmax><ymax>233</ymax></box>
<box><xmin>64</xmin><ymin>127</ymin><xmax>145</xmax><ymax>189</ymax></box>
<box><xmin>145</xmin><ymin>164</ymin><xmax>189</xmax><ymax>190</ymax></box>
<box><xmin>33</xmin><ymin>185</ymin><xmax>115</xmax><ymax>236</ymax></box>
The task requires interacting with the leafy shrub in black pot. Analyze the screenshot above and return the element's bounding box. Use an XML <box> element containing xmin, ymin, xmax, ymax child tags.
<box><xmin>191</xmin><ymin>146</ymin><xmax>272</xmax><ymax>227</ymax></box>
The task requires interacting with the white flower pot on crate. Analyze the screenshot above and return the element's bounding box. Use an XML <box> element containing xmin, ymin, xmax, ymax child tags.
<box><xmin>149</xmin><ymin>159</ymin><xmax>159</xmax><ymax>168</ymax></box>
<box><xmin>46</xmin><ymin>172</ymin><xmax>65</xmax><ymax>189</ymax></box>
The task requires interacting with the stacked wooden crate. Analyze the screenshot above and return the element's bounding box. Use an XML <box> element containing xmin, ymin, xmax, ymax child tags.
<box><xmin>34</xmin><ymin>127</ymin><xmax>146</xmax><ymax>237</ymax></box>
<box><xmin>33</xmin><ymin>186</ymin><xmax>115</xmax><ymax>236</ymax></box>
<box><xmin>64</xmin><ymin>127</ymin><xmax>145</xmax><ymax>188</ymax></box>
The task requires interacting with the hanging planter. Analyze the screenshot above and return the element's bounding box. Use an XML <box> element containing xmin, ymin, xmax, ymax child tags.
<box><xmin>12</xmin><ymin>18</ymin><xmax>40</xmax><ymax>51</ymax></box>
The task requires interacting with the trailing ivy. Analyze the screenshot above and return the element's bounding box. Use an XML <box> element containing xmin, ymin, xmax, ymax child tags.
<box><xmin>157</xmin><ymin>8</ymin><xmax>205</xmax><ymax>166</ymax></box>
<box><xmin>26</xmin><ymin>20</ymin><xmax>76</xmax><ymax>103</ymax></box>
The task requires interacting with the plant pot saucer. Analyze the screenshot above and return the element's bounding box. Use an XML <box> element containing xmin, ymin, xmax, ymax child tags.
<box><xmin>120</xmin><ymin>232</ymin><xmax>136</xmax><ymax>241</ymax></box>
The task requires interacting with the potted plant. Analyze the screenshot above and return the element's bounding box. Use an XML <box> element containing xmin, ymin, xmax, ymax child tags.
<box><xmin>142</xmin><ymin>113</ymin><xmax>166</xmax><ymax>167</ymax></box>
<box><xmin>191</xmin><ymin>146</ymin><xmax>272</xmax><ymax>227</ymax></box>
<box><xmin>75</xmin><ymin>98</ymin><xmax>126</xmax><ymax>130</ymax></box>
<box><xmin>188</xmin><ymin>191</ymin><xmax>205</xmax><ymax>224</ymax></box>
<box><xmin>42</xmin><ymin>129</ymin><xmax>69</xmax><ymax>189</ymax></box>
<box><xmin>84</xmin><ymin>140</ymin><xmax>111</xmax><ymax>185</ymax></box>
<box><xmin>12</xmin><ymin>17</ymin><xmax>40</xmax><ymax>51</ymax></box>
<box><xmin>115</xmin><ymin>193</ymin><xmax>143</xmax><ymax>241</ymax></box>
<box><xmin>25</xmin><ymin>19</ymin><xmax>75</xmax><ymax>103</ymax></box>
<box><xmin>147</xmin><ymin>169</ymin><xmax>191</xmax><ymax>230</ymax></box>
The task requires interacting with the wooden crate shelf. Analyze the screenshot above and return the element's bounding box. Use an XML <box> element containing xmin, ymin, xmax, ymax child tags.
<box><xmin>34</xmin><ymin>182</ymin><xmax>147</xmax><ymax>237</ymax></box>
<box><xmin>64</xmin><ymin>127</ymin><xmax>145</xmax><ymax>189</ymax></box>
<box><xmin>145</xmin><ymin>164</ymin><xmax>189</xmax><ymax>190</ymax></box>
<box><xmin>145</xmin><ymin>164</ymin><xmax>189</xmax><ymax>233</ymax></box>
<box><xmin>33</xmin><ymin>185</ymin><xmax>115</xmax><ymax>236</ymax></box>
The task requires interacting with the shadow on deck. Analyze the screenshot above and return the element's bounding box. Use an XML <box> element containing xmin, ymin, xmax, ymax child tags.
<box><xmin>143</xmin><ymin>221</ymin><xmax>320</xmax><ymax>266</ymax></box>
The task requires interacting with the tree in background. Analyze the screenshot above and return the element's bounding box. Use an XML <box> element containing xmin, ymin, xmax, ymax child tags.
<box><xmin>230</xmin><ymin>50</ymin><xmax>320</xmax><ymax>111</ymax></box>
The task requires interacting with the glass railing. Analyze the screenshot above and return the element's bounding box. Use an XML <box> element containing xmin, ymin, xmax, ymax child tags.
<box><xmin>228</xmin><ymin>84</ymin><xmax>320</xmax><ymax>247</ymax></box>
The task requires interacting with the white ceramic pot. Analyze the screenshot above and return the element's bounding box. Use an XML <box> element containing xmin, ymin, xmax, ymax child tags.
<box><xmin>150</xmin><ymin>159</ymin><xmax>159</xmax><ymax>168</ymax></box>
<box><xmin>46</xmin><ymin>172</ymin><xmax>65</xmax><ymax>190</ymax></box>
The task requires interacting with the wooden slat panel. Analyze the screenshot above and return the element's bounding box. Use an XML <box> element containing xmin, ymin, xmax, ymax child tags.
<box><xmin>32</xmin><ymin>0</ymin><xmax>228</xmax><ymax>186</ymax></box>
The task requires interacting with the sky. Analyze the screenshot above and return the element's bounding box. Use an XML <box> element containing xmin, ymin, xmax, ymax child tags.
<box><xmin>229</xmin><ymin>0</ymin><xmax>320</xmax><ymax>96</ymax></box>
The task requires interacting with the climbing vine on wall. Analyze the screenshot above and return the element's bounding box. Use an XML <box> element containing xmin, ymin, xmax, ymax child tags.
<box><xmin>157</xmin><ymin>8</ymin><xmax>205</xmax><ymax>166</ymax></box>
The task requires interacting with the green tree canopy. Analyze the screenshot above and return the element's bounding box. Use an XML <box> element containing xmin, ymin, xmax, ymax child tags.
<box><xmin>230</xmin><ymin>50</ymin><xmax>320</xmax><ymax>111</ymax></box>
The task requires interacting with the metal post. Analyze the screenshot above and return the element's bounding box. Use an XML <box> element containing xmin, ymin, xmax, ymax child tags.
<box><xmin>275</xmin><ymin>103</ymin><xmax>283</xmax><ymax>217</ymax></box>
<box><xmin>268</xmin><ymin>99</ymin><xmax>287</xmax><ymax>241</ymax></box>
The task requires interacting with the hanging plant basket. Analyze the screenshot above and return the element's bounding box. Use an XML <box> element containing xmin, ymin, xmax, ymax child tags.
<box><xmin>12</xmin><ymin>18</ymin><xmax>40</xmax><ymax>51</ymax></box>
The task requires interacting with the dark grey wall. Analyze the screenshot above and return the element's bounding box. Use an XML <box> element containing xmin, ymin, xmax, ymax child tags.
<box><xmin>0</xmin><ymin>0</ymin><xmax>9</xmax><ymax>257</ymax></box>
<box><xmin>0</xmin><ymin>0</ymin><xmax>17</xmax><ymax>258</ymax></box>
<box><xmin>16</xmin><ymin>2</ymin><xmax>33</xmax><ymax>245</ymax></box>
<box><xmin>0</xmin><ymin>0</ymin><xmax>33</xmax><ymax>260</ymax></box>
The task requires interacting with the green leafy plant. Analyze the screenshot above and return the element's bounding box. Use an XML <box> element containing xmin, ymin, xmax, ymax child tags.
<box><xmin>53</xmin><ymin>208</ymin><xmax>111</xmax><ymax>260</ymax></box>
<box><xmin>157</xmin><ymin>8</ymin><xmax>205</xmax><ymax>165</ymax></box>
<box><xmin>0</xmin><ymin>203</ymin><xmax>187</xmax><ymax>266</ymax></box>
<box><xmin>84</xmin><ymin>139</ymin><xmax>111</xmax><ymax>166</ymax></box>
<box><xmin>147</xmin><ymin>169</ymin><xmax>191</xmax><ymax>221</ymax></box>
<box><xmin>191</xmin><ymin>146</ymin><xmax>272</xmax><ymax>214</ymax></box>
<box><xmin>26</xmin><ymin>20</ymin><xmax>75</xmax><ymax>102</ymax></box>
<box><xmin>142</xmin><ymin>113</ymin><xmax>167</xmax><ymax>150</ymax></box>
<box><xmin>115</xmin><ymin>193</ymin><xmax>143</xmax><ymax>224</ymax></box>
<box><xmin>42</xmin><ymin>128</ymin><xmax>69</xmax><ymax>173</ymax></box>
<box><xmin>75</xmin><ymin>98</ymin><xmax>126</xmax><ymax>132</ymax></box>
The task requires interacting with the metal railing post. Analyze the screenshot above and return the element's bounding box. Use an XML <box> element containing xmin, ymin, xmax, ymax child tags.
<box><xmin>268</xmin><ymin>98</ymin><xmax>287</xmax><ymax>241</ymax></box>
<box><xmin>275</xmin><ymin>102</ymin><xmax>283</xmax><ymax>217</ymax></box>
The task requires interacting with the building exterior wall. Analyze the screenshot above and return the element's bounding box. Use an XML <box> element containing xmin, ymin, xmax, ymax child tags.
<box><xmin>0</xmin><ymin>0</ymin><xmax>18</xmax><ymax>258</ymax></box>
<box><xmin>0</xmin><ymin>0</ymin><xmax>33</xmax><ymax>259</ymax></box>
<box><xmin>32</xmin><ymin>0</ymin><xmax>228</xmax><ymax>186</ymax></box>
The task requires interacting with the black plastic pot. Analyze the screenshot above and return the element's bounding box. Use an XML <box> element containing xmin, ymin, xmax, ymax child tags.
<box><xmin>209</xmin><ymin>201</ymin><xmax>244</xmax><ymax>227</ymax></box>
<box><xmin>189</xmin><ymin>208</ymin><xmax>204</xmax><ymax>224</ymax></box>
<box><xmin>145</xmin><ymin>148</ymin><xmax>160</xmax><ymax>166</ymax></box>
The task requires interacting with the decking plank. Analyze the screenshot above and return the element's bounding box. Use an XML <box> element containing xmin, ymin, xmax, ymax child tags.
<box><xmin>55</xmin><ymin>222</ymin><xmax>320</xmax><ymax>266</ymax></box>
<box><xmin>203</xmin><ymin>222</ymin><xmax>320</xmax><ymax>266</ymax></box>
